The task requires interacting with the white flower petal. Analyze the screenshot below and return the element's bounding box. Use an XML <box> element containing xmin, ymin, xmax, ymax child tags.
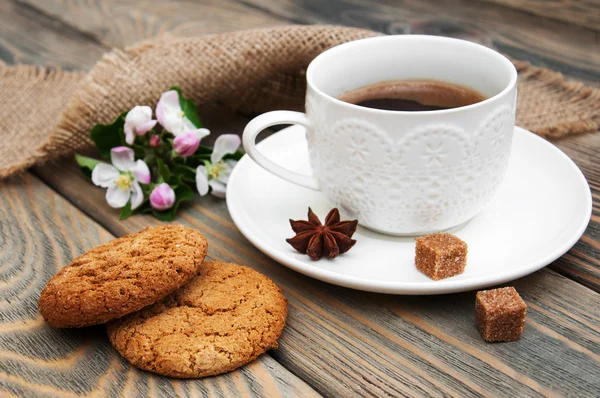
<box><xmin>125</xmin><ymin>106</ymin><xmax>152</xmax><ymax>125</ymax></box>
<box><xmin>195</xmin><ymin>166</ymin><xmax>209</xmax><ymax>196</ymax></box>
<box><xmin>155</xmin><ymin>102</ymin><xmax>165</xmax><ymax>127</ymax></box>
<box><xmin>158</xmin><ymin>91</ymin><xmax>181</xmax><ymax>113</ymax></box>
<box><xmin>110</xmin><ymin>146</ymin><xmax>136</xmax><ymax>171</ymax></box>
<box><xmin>106</xmin><ymin>185</ymin><xmax>130</xmax><ymax>208</ymax></box>
<box><xmin>134</xmin><ymin>160</ymin><xmax>151</xmax><ymax>184</ymax></box>
<box><xmin>125</xmin><ymin>129</ymin><xmax>135</xmax><ymax>145</ymax></box>
<box><xmin>193</xmin><ymin>128</ymin><xmax>211</xmax><ymax>140</ymax></box>
<box><xmin>129</xmin><ymin>181</ymin><xmax>144</xmax><ymax>210</ymax></box>
<box><xmin>156</xmin><ymin>90</ymin><xmax>182</xmax><ymax>131</ymax></box>
<box><xmin>163</xmin><ymin>112</ymin><xmax>186</xmax><ymax>136</ymax></box>
<box><xmin>91</xmin><ymin>163</ymin><xmax>119</xmax><ymax>188</ymax></box>
<box><xmin>183</xmin><ymin>118</ymin><xmax>198</xmax><ymax>132</ymax></box>
<box><xmin>209</xmin><ymin>180</ymin><xmax>227</xmax><ymax>198</ymax></box>
<box><xmin>211</xmin><ymin>134</ymin><xmax>241</xmax><ymax>163</ymax></box>
<box><xmin>125</xmin><ymin>106</ymin><xmax>155</xmax><ymax>139</ymax></box>
<box><xmin>137</xmin><ymin>119</ymin><xmax>157</xmax><ymax>135</ymax></box>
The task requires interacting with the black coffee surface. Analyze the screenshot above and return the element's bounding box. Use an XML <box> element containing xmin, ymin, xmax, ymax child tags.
<box><xmin>339</xmin><ymin>79</ymin><xmax>486</xmax><ymax>111</ymax></box>
<box><xmin>354</xmin><ymin>98</ymin><xmax>448</xmax><ymax>112</ymax></box>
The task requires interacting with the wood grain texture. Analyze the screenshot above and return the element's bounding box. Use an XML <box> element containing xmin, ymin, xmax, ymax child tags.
<box><xmin>0</xmin><ymin>1</ymin><xmax>108</xmax><ymax>69</ymax></box>
<box><xmin>0</xmin><ymin>173</ymin><xmax>320</xmax><ymax>398</ymax></box>
<box><xmin>479</xmin><ymin>0</ymin><xmax>600</xmax><ymax>31</ymax></box>
<box><xmin>16</xmin><ymin>0</ymin><xmax>287</xmax><ymax>48</ymax></box>
<box><xmin>551</xmin><ymin>132</ymin><xmax>600</xmax><ymax>292</ymax></box>
<box><xmin>1</xmin><ymin>0</ymin><xmax>599</xmax><ymax>395</ymax></box>
<box><xmin>34</xmin><ymin>159</ymin><xmax>600</xmax><ymax>397</ymax></box>
<box><xmin>13</xmin><ymin>0</ymin><xmax>600</xmax><ymax>83</ymax></box>
<box><xmin>238</xmin><ymin>0</ymin><xmax>600</xmax><ymax>83</ymax></box>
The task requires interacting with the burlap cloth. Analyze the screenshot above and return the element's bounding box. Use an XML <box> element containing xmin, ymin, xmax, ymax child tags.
<box><xmin>0</xmin><ymin>25</ymin><xmax>598</xmax><ymax>178</ymax></box>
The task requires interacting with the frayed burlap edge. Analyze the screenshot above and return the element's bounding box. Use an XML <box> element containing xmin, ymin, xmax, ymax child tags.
<box><xmin>513</xmin><ymin>60</ymin><xmax>600</xmax><ymax>138</ymax></box>
<box><xmin>0</xmin><ymin>26</ymin><xmax>598</xmax><ymax>179</ymax></box>
<box><xmin>40</xmin><ymin>26</ymin><xmax>380</xmax><ymax>176</ymax></box>
<box><xmin>0</xmin><ymin>62</ymin><xmax>84</xmax><ymax>178</ymax></box>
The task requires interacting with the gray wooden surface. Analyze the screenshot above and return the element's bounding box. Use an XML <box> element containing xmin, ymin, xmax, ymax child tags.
<box><xmin>1</xmin><ymin>0</ymin><xmax>599</xmax><ymax>396</ymax></box>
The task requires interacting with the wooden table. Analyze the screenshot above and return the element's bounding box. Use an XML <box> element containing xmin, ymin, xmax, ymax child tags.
<box><xmin>1</xmin><ymin>1</ymin><xmax>599</xmax><ymax>396</ymax></box>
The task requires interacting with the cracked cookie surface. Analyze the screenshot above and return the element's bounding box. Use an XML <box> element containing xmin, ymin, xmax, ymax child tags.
<box><xmin>38</xmin><ymin>225</ymin><xmax>208</xmax><ymax>328</ymax></box>
<box><xmin>107</xmin><ymin>261</ymin><xmax>288</xmax><ymax>378</ymax></box>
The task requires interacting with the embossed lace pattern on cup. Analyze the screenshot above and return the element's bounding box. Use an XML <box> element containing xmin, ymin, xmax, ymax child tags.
<box><xmin>307</xmin><ymin>105</ymin><xmax>514</xmax><ymax>233</ymax></box>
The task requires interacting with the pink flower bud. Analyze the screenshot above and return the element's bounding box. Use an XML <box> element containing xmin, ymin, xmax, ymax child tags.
<box><xmin>173</xmin><ymin>131</ymin><xmax>200</xmax><ymax>157</ymax></box>
<box><xmin>149</xmin><ymin>183</ymin><xmax>175</xmax><ymax>211</ymax></box>
<box><xmin>149</xmin><ymin>135</ymin><xmax>160</xmax><ymax>148</ymax></box>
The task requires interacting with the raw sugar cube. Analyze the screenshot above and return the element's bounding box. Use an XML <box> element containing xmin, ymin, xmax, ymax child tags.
<box><xmin>476</xmin><ymin>287</ymin><xmax>527</xmax><ymax>342</ymax></box>
<box><xmin>415</xmin><ymin>233</ymin><xmax>467</xmax><ymax>280</ymax></box>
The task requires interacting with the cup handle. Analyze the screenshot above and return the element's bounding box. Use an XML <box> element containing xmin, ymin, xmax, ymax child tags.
<box><xmin>243</xmin><ymin>110</ymin><xmax>320</xmax><ymax>190</ymax></box>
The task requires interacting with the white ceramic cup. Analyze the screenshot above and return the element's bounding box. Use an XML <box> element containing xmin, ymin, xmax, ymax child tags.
<box><xmin>243</xmin><ymin>35</ymin><xmax>518</xmax><ymax>235</ymax></box>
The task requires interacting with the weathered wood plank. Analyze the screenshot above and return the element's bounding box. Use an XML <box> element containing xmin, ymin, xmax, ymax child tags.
<box><xmin>16</xmin><ymin>0</ymin><xmax>287</xmax><ymax>48</ymax></box>
<box><xmin>479</xmin><ymin>0</ymin><xmax>600</xmax><ymax>31</ymax></box>
<box><xmin>0</xmin><ymin>1</ymin><xmax>108</xmax><ymax>69</ymax></box>
<box><xmin>16</xmin><ymin>0</ymin><xmax>600</xmax><ymax>83</ymax></box>
<box><xmin>0</xmin><ymin>173</ymin><xmax>320</xmax><ymax>398</ymax></box>
<box><xmin>237</xmin><ymin>0</ymin><xmax>600</xmax><ymax>83</ymax></box>
<box><xmin>34</xmin><ymin>158</ymin><xmax>600</xmax><ymax>397</ymax></box>
<box><xmin>3</xmin><ymin>0</ymin><xmax>599</xmax><ymax>395</ymax></box>
<box><xmin>551</xmin><ymin>132</ymin><xmax>600</xmax><ymax>292</ymax></box>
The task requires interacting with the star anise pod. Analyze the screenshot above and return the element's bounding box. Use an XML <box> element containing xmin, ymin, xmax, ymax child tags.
<box><xmin>286</xmin><ymin>208</ymin><xmax>358</xmax><ymax>260</ymax></box>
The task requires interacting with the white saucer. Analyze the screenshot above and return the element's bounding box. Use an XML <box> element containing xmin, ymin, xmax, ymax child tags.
<box><xmin>227</xmin><ymin>126</ymin><xmax>591</xmax><ymax>294</ymax></box>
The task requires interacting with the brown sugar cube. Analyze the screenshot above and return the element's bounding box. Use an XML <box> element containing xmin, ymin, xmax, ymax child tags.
<box><xmin>476</xmin><ymin>287</ymin><xmax>527</xmax><ymax>342</ymax></box>
<box><xmin>415</xmin><ymin>233</ymin><xmax>467</xmax><ymax>280</ymax></box>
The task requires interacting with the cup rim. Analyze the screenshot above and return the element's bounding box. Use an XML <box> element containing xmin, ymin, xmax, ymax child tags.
<box><xmin>306</xmin><ymin>35</ymin><xmax>518</xmax><ymax>116</ymax></box>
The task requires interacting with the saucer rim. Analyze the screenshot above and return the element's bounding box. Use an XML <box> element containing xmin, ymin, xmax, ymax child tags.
<box><xmin>227</xmin><ymin>126</ymin><xmax>592</xmax><ymax>295</ymax></box>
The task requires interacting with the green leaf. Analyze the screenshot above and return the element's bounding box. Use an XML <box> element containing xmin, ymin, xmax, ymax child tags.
<box><xmin>139</xmin><ymin>182</ymin><xmax>152</xmax><ymax>196</ymax></box>
<box><xmin>136</xmin><ymin>201</ymin><xmax>154</xmax><ymax>214</ymax></box>
<box><xmin>156</xmin><ymin>158</ymin><xmax>170</xmax><ymax>183</ymax></box>
<box><xmin>152</xmin><ymin>210</ymin><xmax>175</xmax><ymax>221</ymax></box>
<box><xmin>120</xmin><ymin>183</ymin><xmax>153</xmax><ymax>219</ymax></box>
<box><xmin>189</xmin><ymin>147</ymin><xmax>244</xmax><ymax>167</ymax></box>
<box><xmin>223</xmin><ymin>150</ymin><xmax>244</xmax><ymax>161</ymax></box>
<box><xmin>172</xmin><ymin>165</ymin><xmax>197</xmax><ymax>183</ymax></box>
<box><xmin>170</xmin><ymin>86</ymin><xmax>204</xmax><ymax>128</ymax></box>
<box><xmin>75</xmin><ymin>154</ymin><xmax>102</xmax><ymax>178</ymax></box>
<box><xmin>131</xmin><ymin>143</ymin><xmax>146</xmax><ymax>160</ymax></box>
<box><xmin>90</xmin><ymin>112</ymin><xmax>127</xmax><ymax>158</ymax></box>
<box><xmin>152</xmin><ymin>184</ymin><xmax>194</xmax><ymax>221</ymax></box>
<box><xmin>119</xmin><ymin>201</ymin><xmax>133</xmax><ymax>220</ymax></box>
<box><xmin>196</xmin><ymin>145</ymin><xmax>213</xmax><ymax>155</ymax></box>
<box><xmin>184</xmin><ymin>154</ymin><xmax>209</xmax><ymax>169</ymax></box>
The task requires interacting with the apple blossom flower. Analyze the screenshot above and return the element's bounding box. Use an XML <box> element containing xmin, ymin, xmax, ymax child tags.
<box><xmin>156</xmin><ymin>90</ymin><xmax>207</xmax><ymax>139</ymax></box>
<box><xmin>149</xmin><ymin>135</ymin><xmax>161</xmax><ymax>148</ymax></box>
<box><xmin>196</xmin><ymin>134</ymin><xmax>241</xmax><ymax>198</ymax></box>
<box><xmin>91</xmin><ymin>146</ymin><xmax>150</xmax><ymax>209</ymax></box>
<box><xmin>173</xmin><ymin>129</ymin><xmax>210</xmax><ymax>157</ymax></box>
<box><xmin>124</xmin><ymin>106</ymin><xmax>157</xmax><ymax>145</ymax></box>
<box><xmin>149</xmin><ymin>183</ymin><xmax>175</xmax><ymax>211</ymax></box>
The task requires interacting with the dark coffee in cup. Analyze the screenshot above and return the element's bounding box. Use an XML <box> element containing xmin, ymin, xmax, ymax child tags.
<box><xmin>338</xmin><ymin>79</ymin><xmax>486</xmax><ymax>111</ymax></box>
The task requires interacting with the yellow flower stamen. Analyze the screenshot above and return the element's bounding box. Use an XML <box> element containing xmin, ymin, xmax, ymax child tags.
<box><xmin>208</xmin><ymin>161</ymin><xmax>225</xmax><ymax>180</ymax></box>
<box><xmin>114</xmin><ymin>175</ymin><xmax>132</xmax><ymax>190</ymax></box>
